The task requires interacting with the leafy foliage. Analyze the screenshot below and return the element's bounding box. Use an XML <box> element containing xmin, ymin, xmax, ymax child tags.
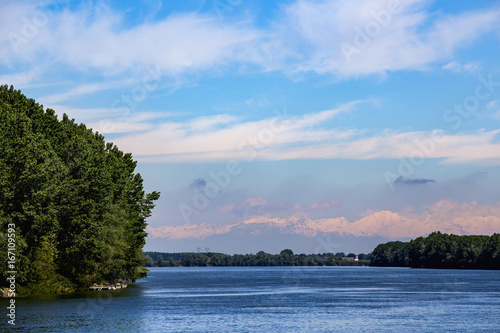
<box><xmin>143</xmin><ymin>250</ymin><xmax>370</xmax><ymax>267</ymax></box>
<box><xmin>370</xmin><ymin>232</ymin><xmax>500</xmax><ymax>269</ymax></box>
<box><xmin>0</xmin><ymin>85</ymin><xmax>160</xmax><ymax>294</ymax></box>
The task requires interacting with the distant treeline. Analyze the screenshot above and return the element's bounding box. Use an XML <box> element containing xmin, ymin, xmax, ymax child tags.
<box><xmin>143</xmin><ymin>250</ymin><xmax>370</xmax><ymax>267</ymax></box>
<box><xmin>371</xmin><ymin>232</ymin><xmax>500</xmax><ymax>269</ymax></box>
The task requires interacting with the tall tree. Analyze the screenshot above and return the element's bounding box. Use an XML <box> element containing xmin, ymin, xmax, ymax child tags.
<box><xmin>0</xmin><ymin>85</ymin><xmax>160</xmax><ymax>294</ymax></box>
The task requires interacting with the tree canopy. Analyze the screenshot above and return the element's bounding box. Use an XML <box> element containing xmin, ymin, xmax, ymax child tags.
<box><xmin>0</xmin><ymin>85</ymin><xmax>160</xmax><ymax>295</ymax></box>
<box><xmin>143</xmin><ymin>250</ymin><xmax>370</xmax><ymax>267</ymax></box>
<box><xmin>370</xmin><ymin>232</ymin><xmax>500</xmax><ymax>269</ymax></box>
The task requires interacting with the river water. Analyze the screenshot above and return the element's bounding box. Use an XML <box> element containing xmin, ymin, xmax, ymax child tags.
<box><xmin>3</xmin><ymin>266</ymin><xmax>500</xmax><ymax>332</ymax></box>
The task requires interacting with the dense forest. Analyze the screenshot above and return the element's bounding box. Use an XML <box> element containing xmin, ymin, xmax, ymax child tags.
<box><xmin>370</xmin><ymin>232</ymin><xmax>500</xmax><ymax>269</ymax></box>
<box><xmin>0</xmin><ymin>85</ymin><xmax>160</xmax><ymax>295</ymax></box>
<box><xmin>143</xmin><ymin>250</ymin><xmax>370</xmax><ymax>267</ymax></box>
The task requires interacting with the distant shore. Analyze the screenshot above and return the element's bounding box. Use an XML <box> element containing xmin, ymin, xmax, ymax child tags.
<box><xmin>371</xmin><ymin>232</ymin><xmax>500</xmax><ymax>270</ymax></box>
<box><xmin>143</xmin><ymin>249</ymin><xmax>370</xmax><ymax>267</ymax></box>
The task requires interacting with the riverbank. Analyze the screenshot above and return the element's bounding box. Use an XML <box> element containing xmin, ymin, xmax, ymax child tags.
<box><xmin>143</xmin><ymin>250</ymin><xmax>370</xmax><ymax>267</ymax></box>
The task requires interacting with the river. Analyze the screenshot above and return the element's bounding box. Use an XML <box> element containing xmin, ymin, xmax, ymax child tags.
<box><xmin>4</xmin><ymin>266</ymin><xmax>500</xmax><ymax>332</ymax></box>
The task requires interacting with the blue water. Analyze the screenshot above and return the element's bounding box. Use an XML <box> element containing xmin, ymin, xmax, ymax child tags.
<box><xmin>3</xmin><ymin>266</ymin><xmax>500</xmax><ymax>332</ymax></box>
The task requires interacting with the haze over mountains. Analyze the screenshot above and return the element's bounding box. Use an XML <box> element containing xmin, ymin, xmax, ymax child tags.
<box><xmin>145</xmin><ymin>199</ymin><xmax>500</xmax><ymax>254</ymax></box>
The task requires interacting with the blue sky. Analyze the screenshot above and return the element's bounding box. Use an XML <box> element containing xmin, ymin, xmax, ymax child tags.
<box><xmin>2</xmin><ymin>0</ymin><xmax>500</xmax><ymax>253</ymax></box>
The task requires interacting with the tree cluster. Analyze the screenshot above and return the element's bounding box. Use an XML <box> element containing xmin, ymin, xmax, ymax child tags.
<box><xmin>143</xmin><ymin>250</ymin><xmax>370</xmax><ymax>267</ymax></box>
<box><xmin>370</xmin><ymin>232</ymin><xmax>500</xmax><ymax>269</ymax></box>
<box><xmin>0</xmin><ymin>85</ymin><xmax>160</xmax><ymax>295</ymax></box>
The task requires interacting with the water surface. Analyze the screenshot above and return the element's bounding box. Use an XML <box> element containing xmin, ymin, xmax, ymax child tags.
<box><xmin>4</xmin><ymin>266</ymin><xmax>500</xmax><ymax>332</ymax></box>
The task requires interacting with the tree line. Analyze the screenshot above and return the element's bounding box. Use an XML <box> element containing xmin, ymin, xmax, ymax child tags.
<box><xmin>0</xmin><ymin>85</ymin><xmax>160</xmax><ymax>295</ymax></box>
<box><xmin>143</xmin><ymin>250</ymin><xmax>370</xmax><ymax>267</ymax></box>
<box><xmin>370</xmin><ymin>232</ymin><xmax>500</xmax><ymax>269</ymax></box>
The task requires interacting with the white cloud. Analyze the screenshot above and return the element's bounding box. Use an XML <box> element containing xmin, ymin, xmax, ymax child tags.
<box><xmin>90</xmin><ymin>121</ymin><xmax>153</xmax><ymax>134</ymax></box>
<box><xmin>40</xmin><ymin>81</ymin><xmax>127</xmax><ymax>105</ymax></box>
<box><xmin>147</xmin><ymin>199</ymin><xmax>500</xmax><ymax>240</ymax></box>
<box><xmin>188</xmin><ymin>114</ymin><xmax>239</xmax><ymax>132</ymax></box>
<box><xmin>442</xmin><ymin>61</ymin><xmax>462</xmax><ymax>73</ymax></box>
<box><xmin>2</xmin><ymin>0</ymin><xmax>499</xmax><ymax>86</ymax></box>
<box><xmin>0</xmin><ymin>67</ymin><xmax>45</xmax><ymax>87</ymax></box>
<box><xmin>0</xmin><ymin>1</ymin><xmax>40</xmax><ymax>62</ymax></box>
<box><xmin>147</xmin><ymin>223</ymin><xmax>233</xmax><ymax>240</ymax></box>
<box><xmin>2</xmin><ymin>1</ymin><xmax>499</xmax><ymax>165</ymax></box>
<box><xmin>486</xmin><ymin>100</ymin><xmax>500</xmax><ymax>121</ymax></box>
<box><xmin>291</xmin><ymin>200</ymin><xmax>342</xmax><ymax>212</ymax></box>
<box><xmin>56</xmin><ymin>12</ymin><xmax>260</xmax><ymax>73</ymax></box>
<box><xmin>87</xmin><ymin>111</ymin><xmax>183</xmax><ymax>134</ymax></box>
<box><xmin>50</xmin><ymin>105</ymin><xmax>123</xmax><ymax>123</ymax></box>
<box><xmin>271</xmin><ymin>0</ymin><xmax>500</xmax><ymax>77</ymax></box>
<box><xmin>109</xmin><ymin>101</ymin><xmax>365</xmax><ymax>160</ymax></box>
<box><xmin>442</xmin><ymin>61</ymin><xmax>482</xmax><ymax>74</ymax></box>
<box><xmin>487</xmin><ymin>101</ymin><xmax>500</xmax><ymax>109</ymax></box>
<box><xmin>245</xmin><ymin>197</ymin><xmax>267</xmax><ymax>207</ymax></box>
<box><xmin>108</xmin><ymin>104</ymin><xmax>500</xmax><ymax>164</ymax></box>
<box><xmin>0</xmin><ymin>2</ymin><xmax>261</xmax><ymax>74</ymax></box>
<box><xmin>45</xmin><ymin>105</ymin><xmax>180</xmax><ymax>133</ymax></box>
<box><xmin>33</xmin><ymin>98</ymin><xmax>500</xmax><ymax>165</ymax></box>
<box><xmin>215</xmin><ymin>198</ymin><xmax>342</xmax><ymax>217</ymax></box>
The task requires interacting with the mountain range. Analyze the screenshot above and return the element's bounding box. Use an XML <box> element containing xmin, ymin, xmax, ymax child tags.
<box><xmin>145</xmin><ymin>200</ymin><xmax>500</xmax><ymax>254</ymax></box>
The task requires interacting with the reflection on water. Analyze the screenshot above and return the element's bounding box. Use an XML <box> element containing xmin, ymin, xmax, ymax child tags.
<box><xmin>3</xmin><ymin>266</ymin><xmax>500</xmax><ymax>332</ymax></box>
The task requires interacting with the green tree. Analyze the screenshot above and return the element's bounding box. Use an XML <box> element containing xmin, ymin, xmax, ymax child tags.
<box><xmin>372</xmin><ymin>232</ymin><xmax>499</xmax><ymax>270</ymax></box>
<box><xmin>279</xmin><ymin>249</ymin><xmax>295</xmax><ymax>266</ymax></box>
<box><xmin>0</xmin><ymin>85</ymin><xmax>160</xmax><ymax>294</ymax></box>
